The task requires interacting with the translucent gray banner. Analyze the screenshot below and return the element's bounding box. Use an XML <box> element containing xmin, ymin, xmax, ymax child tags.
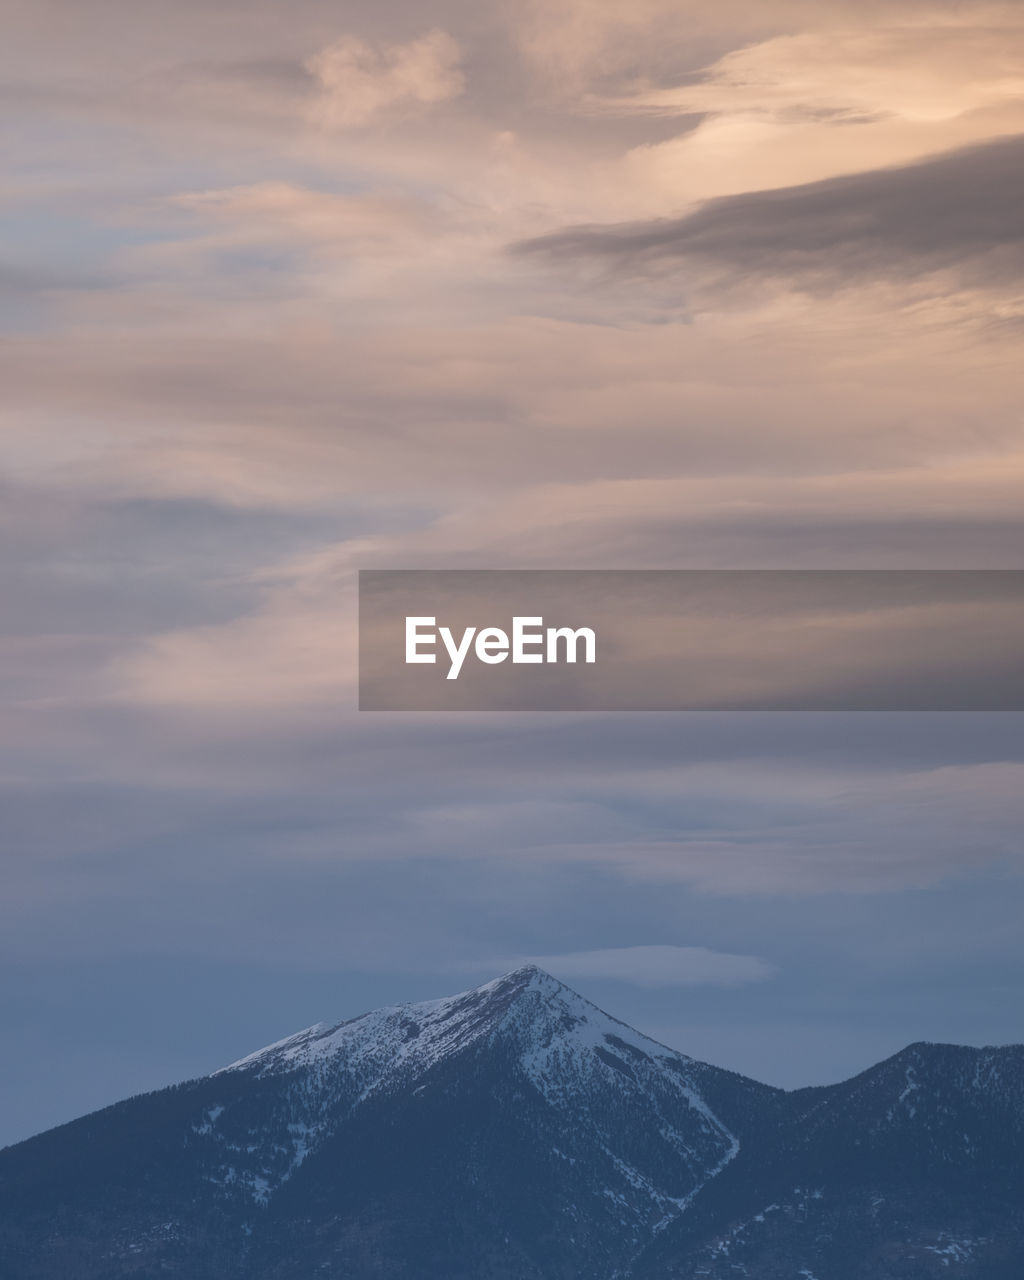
<box><xmin>358</xmin><ymin>570</ymin><xmax>1024</xmax><ymax>711</ymax></box>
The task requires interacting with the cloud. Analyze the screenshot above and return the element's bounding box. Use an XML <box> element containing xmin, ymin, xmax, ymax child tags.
<box><xmin>514</xmin><ymin>133</ymin><xmax>1024</xmax><ymax>291</ymax></box>
<box><xmin>305</xmin><ymin>29</ymin><xmax>465</xmax><ymax>128</ymax></box>
<box><xmin>172</xmin><ymin>182</ymin><xmax>444</xmax><ymax>255</ymax></box>
<box><xmin>612</xmin><ymin>15</ymin><xmax>1024</xmax><ymax>199</ymax></box>
<box><xmin>510</xmin><ymin>0</ymin><xmax>977</xmax><ymax>102</ymax></box>
<box><xmin>521</xmin><ymin>944</ymin><xmax>775</xmax><ymax>987</ymax></box>
<box><xmin>620</xmin><ymin>18</ymin><xmax>1024</xmax><ymax>126</ymax></box>
<box><xmin>511</xmin><ymin>759</ymin><xmax>1024</xmax><ymax>895</ymax></box>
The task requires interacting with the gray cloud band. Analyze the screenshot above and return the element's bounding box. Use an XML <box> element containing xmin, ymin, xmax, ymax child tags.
<box><xmin>359</xmin><ymin>570</ymin><xmax>1024</xmax><ymax>710</ymax></box>
<box><xmin>512</xmin><ymin>135</ymin><xmax>1024</xmax><ymax>286</ymax></box>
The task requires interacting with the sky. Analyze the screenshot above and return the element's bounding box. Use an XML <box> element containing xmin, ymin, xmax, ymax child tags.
<box><xmin>2</xmin><ymin>0</ymin><xmax>1024</xmax><ymax>1147</ymax></box>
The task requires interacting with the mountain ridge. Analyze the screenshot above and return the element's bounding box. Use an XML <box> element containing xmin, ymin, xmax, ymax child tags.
<box><xmin>214</xmin><ymin>964</ymin><xmax>703</xmax><ymax>1082</ymax></box>
<box><xmin>1</xmin><ymin>967</ymin><xmax>1022</xmax><ymax>1279</ymax></box>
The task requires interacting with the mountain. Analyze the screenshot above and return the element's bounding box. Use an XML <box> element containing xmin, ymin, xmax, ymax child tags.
<box><xmin>639</xmin><ymin>1040</ymin><xmax>1024</xmax><ymax>1280</ymax></box>
<box><xmin>0</xmin><ymin>967</ymin><xmax>1021</xmax><ymax>1279</ymax></box>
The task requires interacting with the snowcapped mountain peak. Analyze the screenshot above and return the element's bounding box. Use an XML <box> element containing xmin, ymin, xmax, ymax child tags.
<box><xmin>215</xmin><ymin>964</ymin><xmax>660</xmax><ymax>1085</ymax></box>
<box><xmin>203</xmin><ymin>968</ymin><xmax>740</xmax><ymax>1225</ymax></box>
<box><xmin>494</xmin><ymin>961</ymin><xmax>550</xmax><ymax>983</ymax></box>
<box><xmin>477</xmin><ymin>962</ymin><xmax>564</xmax><ymax>996</ymax></box>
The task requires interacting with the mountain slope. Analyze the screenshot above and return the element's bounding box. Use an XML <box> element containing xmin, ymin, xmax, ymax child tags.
<box><xmin>210</xmin><ymin>966</ymin><xmax>756</xmax><ymax>1210</ymax></box>
<box><xmin>0</xmin><ymin>966</ymin><xmax>778</xmax><ymax>1279</ymax></box>
<box><xmin>0</xmin><ymin>969</ymin><xmax>1021</xmax><ymax>1280</ymax></box>
<box><xmin>636</xmin><ymin>1041</ymin><xmax>1024</xmax><ymax>1279</ymax></box>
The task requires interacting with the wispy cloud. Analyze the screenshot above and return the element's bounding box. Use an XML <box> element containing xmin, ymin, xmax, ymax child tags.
<box><xmin>519</xmin><ymin>944</ymin><xmax>775</xmax><ymax>987</ymax></box>
<box><xmin>305</xmin><ymin>29</ymin><xmax>465</xmax><ymax>129</ymax></box>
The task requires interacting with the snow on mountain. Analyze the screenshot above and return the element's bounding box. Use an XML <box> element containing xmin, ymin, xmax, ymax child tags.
<box><xmin>2</xmin><ymin>972</ymin><xmax>1023</xmax><ymax>1280</ymax></box>
<box><xmin>786</xmin><ymin>1039</ymin><xmax>1024</xmax><ymax>1150</ymax></box>
<box><xmin>218</xmin><ymin>965</ymin><xmax>713</xmax><ymax>1108</ymax></box>
<box><xmin>201</xmin><ymin>966</ymin><xmax>740</xmax><ymax>1229</ymax></box>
